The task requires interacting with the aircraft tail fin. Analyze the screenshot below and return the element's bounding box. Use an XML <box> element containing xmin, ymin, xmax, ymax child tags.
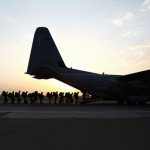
<box><xmin>26</xmin><ymin>27</ymin><xmax>67</xmax><ymax>79</ymax></box>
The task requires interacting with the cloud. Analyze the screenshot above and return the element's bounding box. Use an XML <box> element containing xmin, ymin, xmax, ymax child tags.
<box><xmin>112</xmin><ymin>12</ymin><xmax>134</xmax><ymax>26</ymax></box>
<box><xmin>123</xmin><ymin>30</ymin><xmax>143</xmax><ymax>37</ymax></box>
<box><xmin>112</xmin><ymin>18</ymin><xmax>123</xmax><ymax>26</ymax></box>
<box><xmin>124</xmin><ymin>12</ymin><xmax>134</xmax><ymax>20</ymax></box>
<box><xmin>141</xmin><ymin>0</ymin><xmax>150</xmax><ymax>12</ymax></box>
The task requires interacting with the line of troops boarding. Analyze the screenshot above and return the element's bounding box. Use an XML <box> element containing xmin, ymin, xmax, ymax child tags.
<box><xmin>1</xmin><ymin>91</ymin><xmax>80</xmax><ymax>104</ymax></box>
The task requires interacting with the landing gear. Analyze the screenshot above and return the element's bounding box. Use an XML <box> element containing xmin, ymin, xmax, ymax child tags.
<box><xmin>115</xmin><ymin>93</ymin><xmax>125</xmax><ymax>104</ymax></box>
<box><xmin>137</xmin><ymin>102</ymin><xmax>146</xmax><ymax>105</ymax></box>
<box><xmin>126</xmin><ymin>100</ymin><xmax>136</xmax><ymax>105</ymax></box>
<box><xmin>117</xmin><ymin>99</ymin><xmax>124</xmax><ymax>104</ymax></box>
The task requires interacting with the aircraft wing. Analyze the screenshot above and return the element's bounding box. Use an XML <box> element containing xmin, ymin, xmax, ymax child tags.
<box><xmin>116</xmin><ymin>69</ymin><xmax>150</xmax><ymax>82</ymax></box>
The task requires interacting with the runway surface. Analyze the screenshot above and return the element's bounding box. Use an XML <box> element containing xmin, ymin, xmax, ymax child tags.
<box><xmin>0</xmin><ymin>104</ymin><xmax>150</xmax><ymax>118</ymax></box>
<box><xmin>0</xmin><ymin>104</ymin><xmax>150</xmax><ymax>150</ymax></box>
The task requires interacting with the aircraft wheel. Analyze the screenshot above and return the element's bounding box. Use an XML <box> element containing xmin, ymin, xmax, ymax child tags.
<box><xmin>117</xmin><ymin>99</ymin><xmax>124</xmax><ymax>105</ymax></box>
<box><xmin>137</xmin><ymin>102</ymin><xmax>146</xmax><ymax>105</ymax></box>
<box><xmin>126</xmin><ymin>100</ymin><xmax>136</xmax><ymax>105</ymax></box>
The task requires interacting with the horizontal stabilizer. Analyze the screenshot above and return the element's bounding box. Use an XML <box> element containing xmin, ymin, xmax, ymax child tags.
<box><xmin>31</xmin><ymin>66</ymin><xmax>59</xmax><ymax>79</ymax></box>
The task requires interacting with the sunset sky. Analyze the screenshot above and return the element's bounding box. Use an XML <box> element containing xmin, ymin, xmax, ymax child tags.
<box><xmin>0</xmin><ymin>0</ymin><xmax>150</xmax><ymax>94</ymax></box>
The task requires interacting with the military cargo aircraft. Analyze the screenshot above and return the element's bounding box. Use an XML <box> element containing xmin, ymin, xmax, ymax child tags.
<box><xmin>26</xmin><ymin>27</ymin><xmax>150</xmax><ymax>104</ymax></box>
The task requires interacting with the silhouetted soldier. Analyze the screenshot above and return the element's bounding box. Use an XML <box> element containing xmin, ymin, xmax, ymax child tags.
<box><xmin>1</xmin><ymin>91</ymin><xmax>8</xmax><ymax>104</ymax></box>
<box><xmin>33</xmin><ymin>91</ymin><xmax>38</xmax><ymax>104</ymax></box>
<box><xmin>53</xmin><ymin>92</ymin><xmax>58</xmax><ymax>104</ymax></box>
<box><xmin>59</xmin><ymin>92</ymin><xmax>64</xmax><ymax>104</ymax></box>
<box><xmin>22</xmin><ymin>91</ymin><xmax>28</xmax><ymax>104</ymax></box>
<box><xmin>65</xmin><ymin>92</ymin><xmax>69</xmax><ymax>104</ymax></box>
<box><xmin>9</xmin><ymin>91</ymin><xmax>15</xmax><ymax>104</ymax></box>
<box><xmin>39</xmin><ymin>92</ymin><xmax>44</xmax><ymax>104</ymax></box>
<box><xmin>15</xmin><ymin>91</ymin><xmax>21</xmax><ymax>104</ymax></box>
<box><xmin>46</xmin><ymin>92</ymin><xmax>53</xmax><ymax>104</ymax></box>
<box><xmin>69</xmin><ymin>93</ymin><xmax>73</xmax><ymax>104</ymax></box>
<box><xmin>28</xmin><ymin>93</ymin><xmax>34</xmax><ymax>104</ymax></box>
<box><xmin>74</xmin><ymin>92</ymin><xmax>79</xmax><ymax>104</ymax></box>
<box><xmin>53</xmin><ymin>92</ymin><xmax>55</xmax><ymax>104</ymax></box>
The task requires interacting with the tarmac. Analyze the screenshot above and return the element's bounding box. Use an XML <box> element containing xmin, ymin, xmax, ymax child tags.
<box><xmin>0</xmin><ymin>104</ymin><xmax>150</xmax><ymax>150</ymax></box>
